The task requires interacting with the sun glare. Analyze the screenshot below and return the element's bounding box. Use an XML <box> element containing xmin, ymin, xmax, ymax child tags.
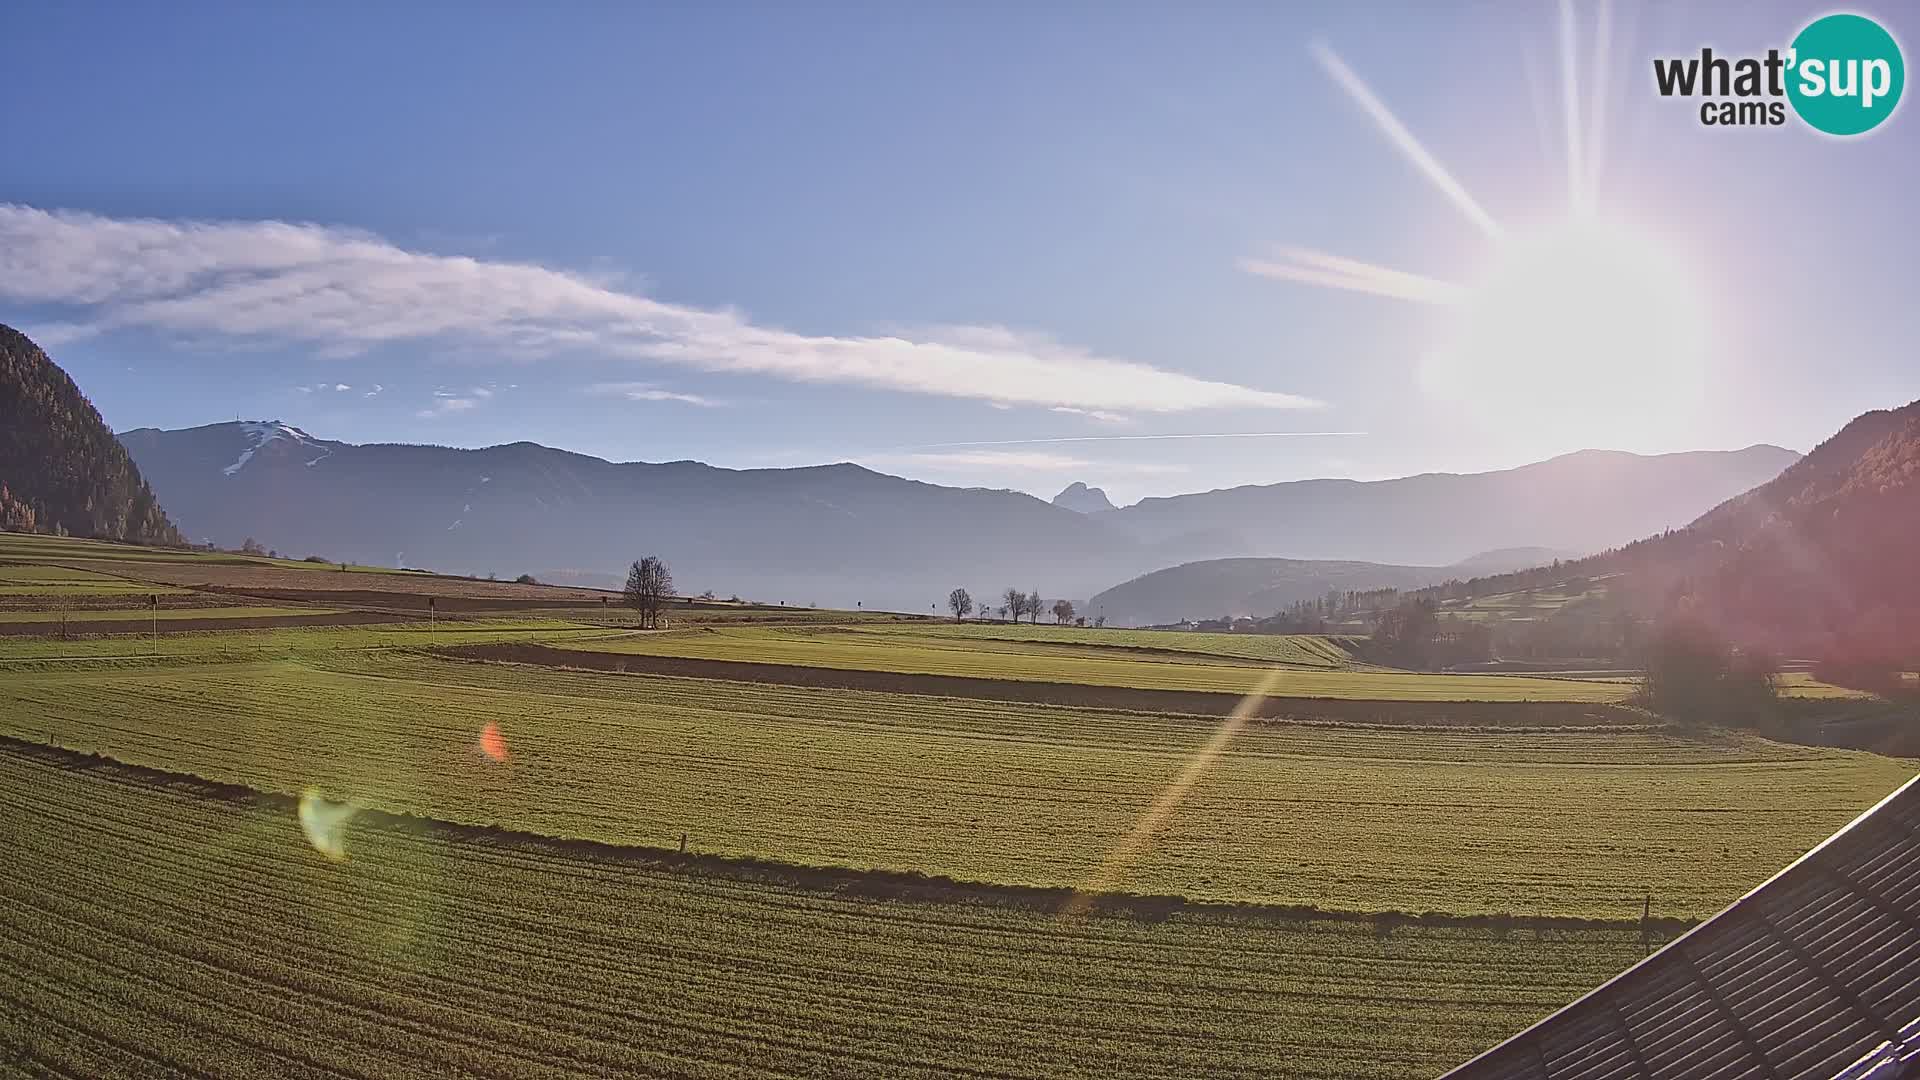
<box><xmin>1423</xmin><ymin>219</ymin><xmax>1710</xmax><ymax>444</ymax></box>
<box><xmin>1267</xmin><ymin>6</ymin><xmax>1717</xmax><ymax>452</ymax></box>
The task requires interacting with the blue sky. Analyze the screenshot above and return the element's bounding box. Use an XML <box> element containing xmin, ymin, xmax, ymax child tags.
<box><xmin>3</xmin><ymin>2</ymin><xmax>1915</xmax><ymax>503</ymax></box>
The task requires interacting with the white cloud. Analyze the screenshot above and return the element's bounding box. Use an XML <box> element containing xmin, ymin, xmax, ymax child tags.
<box><xmin>0</xmin><ymin>203</ymin><xmax>1321</xmax><ymax>413</ymax></box>
<box><xmin>587</xmin><ymin>381</ymin><xmax>724</xmax><ymax>407</ymax></box>
<box><xmin>860</xmin><ymin>450</ymin><xmax>1184</xmax><ymax>475</ymax></box>
<box><xmin>1049</xmin><ymin>406</ymin><xmax>1130</xmax><ymax>424</ymax></box>
<box><xmin>364</xmin><ymin>383</ymin><xmax>384</xmax><ymax>397</ymax></box>
<box><xmin>333</xmin><ymin>383</ymin><xmax>351</xmax><ymax>392</ymax></box>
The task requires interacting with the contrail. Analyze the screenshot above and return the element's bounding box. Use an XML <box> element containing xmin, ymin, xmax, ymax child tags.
<box><xmin>1311</xmin><ymin>41</ymin><xmax>1503</xmax><ymax>239</ymax></box>
<box><xmin>913</xmin><ymin>431</ymin><xmax>1366</xmax><ymax>450</ymax></box>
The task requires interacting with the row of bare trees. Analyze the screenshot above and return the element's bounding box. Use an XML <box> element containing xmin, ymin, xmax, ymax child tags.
<box><xmin>947</xmin><ymin>587</ymin><xmax>1076</xmax><ymax>625</ymax></box>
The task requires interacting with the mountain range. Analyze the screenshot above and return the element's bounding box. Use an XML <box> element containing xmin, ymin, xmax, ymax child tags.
<box><xmin>117</xmin><ymin>417</ymin><xmax>1797</xmax><ymax>613</ymax></box>
<box><xmin>1089</xmin><ymin>444</ymin><xmax>1800</xmax><ymax>564</ymax></box>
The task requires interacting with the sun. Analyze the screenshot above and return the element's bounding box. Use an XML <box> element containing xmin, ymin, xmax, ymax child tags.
<box><xmin>1251</xmin><ymin>4</ymin><xmax>1717</xmax><ymax>452</ymax></box>
<box><xmin>1422</xmin><ymin>218</ymin><xmax>1711</xmax><ymax>445</ymax></box>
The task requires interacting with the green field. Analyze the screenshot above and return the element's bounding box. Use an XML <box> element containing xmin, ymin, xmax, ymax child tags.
<box><xmin>1436</xmin><ymin>577</ymin><xmax>1613</xmax><ymax>623</ymax></box>
<box><xmin>553</xmin><ymin>625</ymin><xmax>1637</xmax><ymax>702</ymax></box>
<box><xmin>2</xmin><ymin>651</ymin><xmax>1905</xmax><ymax>918</ymax></box>
<box><xmin>0</xmin><ymin>605</ymin><xmax>336</xmax><ymax>624</ymax></box>
<box><xmin>0</xmin><ymin>745</ymin><xmax>1643</xmax><ymax>1080</ymax></box>
<box><xmin>0</xmin><ymin>563</ymin><xmax>189</xmax><ymax>596</ymax></box>
<box><xmin>874</xmin><ymin>622</ymin><xmax>1366</xmax><ymax>666</ymax></box>
<box><xmin>0</xmin><ymin>620</ymin><xmax>617</xmax><ymax>661</ymax></box>
<box><xmin>0</xmin><ymin>531</ymin><xmax>407</xmax><ymax>573</ymax></box>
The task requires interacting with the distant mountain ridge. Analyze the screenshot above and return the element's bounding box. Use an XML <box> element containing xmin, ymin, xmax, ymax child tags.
<box><xmin>0</xmin><ymin>324</ymin><xmax>180</xmax><ymax>544</ymax></box>
<box><xmin>1087</xmin><ymin>549</ymin><xmax>1564</xmax><ymax>628</ymax></box>
<box><xmin>119</xmin><ymin>420</ymin><xmax>1799</xmax><ymax>611</ymax></box>
<box><xmin>1100</xmin><ymin>445</ymin><xmax>1801</xmax><ymax>565</ymax></box>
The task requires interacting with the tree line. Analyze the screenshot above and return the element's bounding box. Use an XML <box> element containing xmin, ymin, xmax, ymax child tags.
<box><xmin>947</xmin><ymin>587</ymin><xmax>1091</xmax><ymax>626</ymax></box>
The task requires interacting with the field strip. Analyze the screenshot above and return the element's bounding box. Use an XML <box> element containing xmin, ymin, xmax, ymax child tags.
<box><xmin>443</xmin><ymin>641</ymin><xmax>1646</xmax><ymax>721</ymax></box>
<box><xmin>2</xmin><ymin>653</ymin><xmax>1903</xmax><ymax>919</ymax></box>
<box><xmin>0</xmin><ymin>736</ymin><xmax>1702</xmax><ymax>932</ymax></box>
<box><xmin>534</xmin><ymin>627</ymin><xmax>1636</xmax><ymax>702</ymax></box>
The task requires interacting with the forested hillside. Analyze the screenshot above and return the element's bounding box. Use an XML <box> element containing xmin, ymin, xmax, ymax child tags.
<box><xmin>0</xmin><ymin>324</ymin><xmax>181</xmax><ymax>545</ymax></box>
<box><xmin>1420</xmin><ymin>400</ymin><xmax>1920</xmax><ymax>669</ymax></box>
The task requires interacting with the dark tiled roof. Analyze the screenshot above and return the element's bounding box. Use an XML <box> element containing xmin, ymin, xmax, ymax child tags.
<box><xmin>1440</xmin><ymin>774</ymin><xmax>1920</xmax><ymax>1080</ymax></box>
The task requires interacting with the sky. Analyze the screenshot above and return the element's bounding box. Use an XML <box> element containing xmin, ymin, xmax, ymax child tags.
<box><xmin>3</xmin><ymin>2</ymin><xmax>1916</xmax><ymax>504</ymax></box>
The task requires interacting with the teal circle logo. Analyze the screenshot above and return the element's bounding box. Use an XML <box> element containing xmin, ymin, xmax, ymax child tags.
<box><xmin>1787</xmin><ymin>13</ymin><xmax>1904</xmax><ymax>135</ymax></box>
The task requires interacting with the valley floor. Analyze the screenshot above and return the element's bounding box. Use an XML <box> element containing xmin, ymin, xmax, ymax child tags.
<box><xmin>1</xmin><ymin>535</ymin><xmax>1913</xmax><ymax>1078</ymax></box>
<box><xmin>0</xmin><ymin>743</ymin><xmax>1641</xmax><ymax>1080</ymax></box>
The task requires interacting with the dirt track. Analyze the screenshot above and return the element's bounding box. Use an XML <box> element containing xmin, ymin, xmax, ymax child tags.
<box><xmin>442</xmin><ymin>642</ymin><xmax>1648</xmax><ymax>727</ymax></box>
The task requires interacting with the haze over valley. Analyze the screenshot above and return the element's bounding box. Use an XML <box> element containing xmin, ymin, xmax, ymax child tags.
<box><xmin>118</xmin><ymin>415</ymin><xmax>1796</xmax><ymax>616</ymax></box>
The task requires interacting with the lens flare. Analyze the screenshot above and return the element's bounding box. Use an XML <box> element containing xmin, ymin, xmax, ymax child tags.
<box><xmin>478</xmin><ymin>722</ymin><xmax>509</xmax><ymax>763</ymax></box>
<box><xmin>1062</xmin><ymin>666</ymin><xmax>1286</xmax><ymax>917</ymax></box>
<box><xmin>298</xmin><ymin>788</ymin><xmax>362</xmax><ymax>861</ymax></box>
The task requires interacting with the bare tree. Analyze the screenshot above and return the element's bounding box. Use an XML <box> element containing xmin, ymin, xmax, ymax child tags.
<box><xmin>1003</xmin><ymin>587</ymin><xmax>1026</xmax><ymax>624</ymax></box>
<box><xmin>948</xmin><ymin>588</ymin><xmax>974</xmax><ymax>622</ymax></box>
<box><xmin>624</xmin><ymin>556</ymin><xmax>674</xmax><ymax>629</ymax></box>
<box><xmin>997</xmin><ymin>604</ymin><xmax>1009</xmax><ymax>621</ymax></box>
<box><xmin>1052</xmin><ymin>598</ymin><xmax>1075</xmax><ymax>625</ymax></box>
<box><xmin>1027</xmin><ymin>589</ymin><xmax>1043</xmax><ymax>625</ymax></box>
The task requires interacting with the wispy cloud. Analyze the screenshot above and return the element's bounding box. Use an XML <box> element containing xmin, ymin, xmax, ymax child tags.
<box><xmin>1239</xmin><ymin>249</ymin><xmax>1463</xmax><ymax>306</ymax></box>
<box><xmin>859</xmin><ymin>450</ymin><xmax>1185</xmax><ymax>475</ymax></box>
<box><xmin>417</xmin><ymin>396</ymin><xmax>479</xmax><ymax>418</ymax></box>
<box><xmin>0</xmin><ymin>204</ymin><xmax>1320</xmax><ymax>413</ymax></box>
<box><xmin>1049</xmin><ymin>406</ymin><xmax>1130</xmax><ymax>424</ymax></box>
<box><xmin>418</xmin><ymin>385</ymin><xmax>493</xmax><ymax>418</ymax></box>
<box><xmin>363</xmin><ymin>383</ymin><xmax>384</xmax><ymax>397</ymax></box>
<box><xmin>587</xmin><ymin>381</ymin><xmax>724</xmax><ymax>407</ymax></box>
<box><xmin>294</xmin><ymin>381</ymin><xmax>356</xmax><ymax>394</ymax></box>
<box><xmin>912</xmin><ymin>430</ymin><xmax>1367</xmax><ymax>449</ymax></box>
